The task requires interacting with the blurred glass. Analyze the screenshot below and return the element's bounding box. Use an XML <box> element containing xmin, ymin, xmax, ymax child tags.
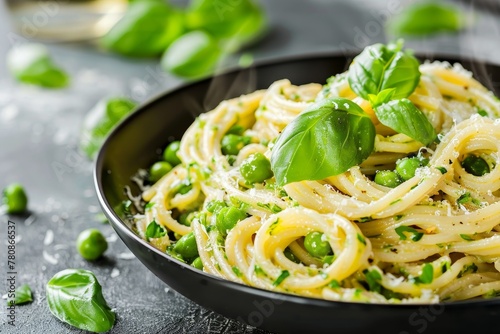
<box><xmin>6</xmin><ymin>0</ymin><xmax>127</xmax><ymax>42</ymax></box>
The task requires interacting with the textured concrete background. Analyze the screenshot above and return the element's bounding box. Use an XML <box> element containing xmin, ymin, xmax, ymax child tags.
<box><xmin>0</xmin><ymin>0</ymin><xmax>499</xmax><ymax>333</ymax></box>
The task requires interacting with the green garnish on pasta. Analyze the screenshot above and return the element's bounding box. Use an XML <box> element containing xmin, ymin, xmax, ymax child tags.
<box><xmin>133</xmin><ymin>41</ymin><xmax>500</xmax><ymax>304</ymax></box>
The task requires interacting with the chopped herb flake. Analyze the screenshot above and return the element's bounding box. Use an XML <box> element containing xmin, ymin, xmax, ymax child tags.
<box><xmin>358</xmin><ymin>216</ymin><xmax>373</xmax><ymax>223</ymax></box>
<box><xmin>395</xmin><ymin>226</ymin><xmax>423</xmax><ymax>241</ymax></box>
<box><xmin>477</xmin><ymin>109</ymin><xmax>488</xmax><ymax>117</ymax></box>
<box><xmin>328</xmin><ymin>280</ymin><xmax>340</xmax><ymax>288</ymax></box>
<box><xmin>357</xmin><ymin>233</ymin><xmax>366</xmax><ymax>245</ymax></box>
<box><xmin>460</xmin><ymin>234</ymin><xmax>473</xmax><ymax>241</ymax></box>
<box><xmin>273</xmin><ymin>270</ymin><xmax>290</xmax><ymax>286</ymax></box>
<box><xmin>257</xmin><ymin>202</ymin><xmax>283</xmax><ymax>213</ymax></box>
<box><xmin>268</xmin><ymin>218</ymin><xmax>280</xmax><ymax>235</ymax></box>
<box><xmin>232</xmin><ymin>266</ymin><xmax>243</xmax><ymax>277</ymax></box>
<box><xmin>459</xmin><ymin>263</ymin><xmax>478</xmax><ymax>277</ymax></box>
<box><xmin>364</xmin><ymin>269</ymin><xmax>382</xmax><ymax>293</ymax></box>
<box><xmin>484</xmin><ymin>290</ymin><xmax>500</xmax><ymax>298</ymax></box>
<box><xmin>415</xmin><ymin>263</ymin><xmax>434</xmax><ymax>284</ymax></box>
<box><xmin>436</xmin><ymin>166</ymin><xmax>447</xmax><ymax>174</ymax></box>
<box><xmin>254</xmin><ymin>265</ymin><xmax>266</xmax><ymax>276</ymax></box>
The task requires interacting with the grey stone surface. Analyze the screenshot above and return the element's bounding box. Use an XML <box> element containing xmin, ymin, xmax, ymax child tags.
<box><xmin>0</xmin><ymin>0</ymin><xmax>499</xmax><ymax>333</ymax></box>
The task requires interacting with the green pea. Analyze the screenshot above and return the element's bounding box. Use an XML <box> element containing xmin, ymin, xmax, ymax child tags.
<box><xmin>396</xmin><ymin>157</ymin><xmax>421</xmax><ymax>180</ymax></box>
<box><xmin>304</xmin><ymin>232</ymin><xmax>332</xmax><ymax>258</ymax></box>
<box><xmin>161</xmin><ymin>30</ymin><xmax>221</xmax><ymax>78</ymax></box>
<box><xmin>284</xmin><ymin>247</ymin><xmax>300</xmax><ymax>264</ymax></box>
<box><xmin>191</xmin><ymin>257</ymin><xmax>203</xmax><ymax>270</ymax></box>
<box><xmin>149</xmin><ymin>161</ymin><xmax>173</xmax><ymax>182</ymax></box>
<box><xmin>2</xmin><ymin>183</ymin><xmax>28</xmax><ymax>214</ymax></box>
<box><xmin>374</xmin><ymin>170</ymin><xmax>402</xmax><ymax>188</ymax></box>
<box><xmin>226</xmin><ymin>125</ymin><xmax>245</xmax><ymax>135</ymax></box>
<box><xmin>173</xmin><ymin>232</ymin><xmax>198</xmax><ymax>261</ymax></box>
<box><xmin>76</xmin><ymin>229</ymin><xmax>108</xmax><ymax>261</ymax></box>
<box><xmin>461</xmin><ymin>155</ymin><xmax>490</xmax><ymax>176</ymax></box>
<box><xmin>240</xmin><ymin>153</ymin><xmax>274</xmax><ymax>184</ymax></box>
<box><xmin>216</xmin><ymin>207</ymin><xmax>247</xmax><ymax>236</ymax></box>
<box><xmin>174</xmin><ymin>180</ymin><xmax>192</xmax><ymax>195</ymax></box>
<box><xmin>163</xmin><ymin>141</ymin><xmax>182</xmax><ymax>166</ymax></box>
<box><xmin>221</xmin><ymin>134</ymin><xmax>250</xmax><ymax>155</ymax></box>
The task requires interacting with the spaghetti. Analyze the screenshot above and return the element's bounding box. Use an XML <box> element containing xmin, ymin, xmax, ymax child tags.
<box><xmin>134</xmin><ymin>57</ymin><xmax>500</xmax><ymax>303</ymax></box>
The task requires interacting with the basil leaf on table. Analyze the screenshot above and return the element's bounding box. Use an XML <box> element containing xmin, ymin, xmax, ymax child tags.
<box><xmin>80</xmin><ymin>97</ymin><xmax>137</xmax><ymax>159</ymax></box>
<box><xmin>161</xmin><ymin>30</ymin><xmax>221</xmax><ymax>79</ymax></box>
<box><xmin>347</xmin><ymin>41</ymin><xmax>420</xmax><ymax>100</ymax></box>
<box><xmin>375</xmin><ymin>99</ymin><xmax>436</xmax><ymax>145</ymax></box>
<box><xmin>101</xmin><ymin>0</ymin><xmax>184</xmax><ymax>57</ymax></box>
<box><xmin>271</xmin><ymin>98</ymin><xmax>375</xmax><ymax>186</ymax></box>
<box><xmin>6</xmin><ymin>284</ymin><xmax>33</xmax><ymax>305</ymax></box>
<box><xmin>46</xmin><ymin>269</ymin><xmax>115</xmax><ymax>333</ymax></box>
<box><xmin>388</xmin><ymin>2</ymin><xmax>466</xmax><ymax>37</ymax></box>
<box><xmin>185</xmin><ymin>0</ymin><xmax>267</xmax><ymax>50</ymax></box>
<box><xmin>7</xmin><ymin>43</ymin><xmax>68</xmax><ymax>88</ymax></box>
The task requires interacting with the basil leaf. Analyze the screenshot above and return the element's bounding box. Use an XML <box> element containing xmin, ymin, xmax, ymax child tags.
<box><xmin>146</xmin><ymin>219</ymin><xmax>167</xmax><ymax>239</ymax></box>
<box><xmin>7</xmin><ymin>284</ymin><xmax>33</xmax><ymax>305</ymax></box>
<box><xmin>101</xmin><ymin>1</ymin><xmax>184</xmax><ymax>57</ymax></box>
<box><xmin>7</xmin><ymin>43</ymin><xmax>68</xmax><ymax>88</ymax></box>
<box><xmin>46</xmin><ymin>269</ymin><xmax>115</xmax><ymax>333</ymax></box>
<box><xmin>271</xmin><ymin>98</ymin><xmax>375</xmax><ymax>186</ymax></box>
<box><xmin>388</xmin><ymin>2</ymin><xmax>465</xmax><ymax>36</ymax></box>
<box><xmin>80</xmin><ymin>97</ymin><xmax>137</xmax><ymax>159</ymax></box>
<box><xmin>348</xmin><ymin>41</ymin><xmax>420</xmax><ymax>100</ymax></box>
<box><xmin>367</xmin><ymin>88</ymin><xmax>395</xmax><ymax>108</ymax></box>
<box><xmin>374</xmin><ymin>99</ymin><xmax>436</xmax><ymax>145</ymax></box>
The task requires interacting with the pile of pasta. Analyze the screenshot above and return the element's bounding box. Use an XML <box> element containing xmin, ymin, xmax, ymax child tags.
<box><xmin>135</xmin><ymin>61</ymin><xmax>500</xmax><ymax>303</ymax></box>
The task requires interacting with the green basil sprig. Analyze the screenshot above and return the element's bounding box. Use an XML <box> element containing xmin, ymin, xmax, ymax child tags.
<box><xmin>271</xmin><ymin>42</ymin><xmax>436</xmax><ymax>185</ymax></box>
<box><xmin>349</xmin><ymin>41</ymin><xmax>435</xmax><ymax>145</ymax></box>
<box><xmin>348</xmin><ymin>41</ymin><xmax>420</xmax><ymax>101</ymax></box>
<box><xmin>46</xmin><ymin>269</ymin><xmax>115</xmax><ymax>333</ymax></box>
<box><xmin>271</xmin><ymin>98</ymin><xmax>375</xmax><ymax>186</ymax></box>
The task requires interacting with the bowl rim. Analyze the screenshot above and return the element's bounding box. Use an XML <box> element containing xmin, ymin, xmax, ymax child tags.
<box><xmin>94</xmin><ymin>51</ymin><xmax>500</xmax><ymax>310</ymax></box>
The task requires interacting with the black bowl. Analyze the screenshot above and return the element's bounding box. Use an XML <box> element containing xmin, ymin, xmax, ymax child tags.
<box><xmin>95</xmin><ymin>53</ymin><xmax>500</xmax><ymax>334</ymax></box>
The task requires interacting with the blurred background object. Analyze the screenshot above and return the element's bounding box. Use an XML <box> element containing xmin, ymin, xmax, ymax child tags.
<box><xmin>5</xmin><ymin>0</ymin><xmax>127</xmax><ymax>41</ymax></box>
<box><xmin>1</xmin><ymin>1</ymin><xmax>500</xmax><ymax>333</ymax></box>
